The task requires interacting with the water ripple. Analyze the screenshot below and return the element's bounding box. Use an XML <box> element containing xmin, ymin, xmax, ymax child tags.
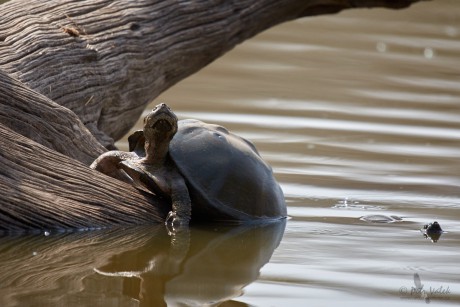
<box><xmin>178</xmin><ymin>111</ymin><xmax>460</xmax><ymax>141</ymax></box>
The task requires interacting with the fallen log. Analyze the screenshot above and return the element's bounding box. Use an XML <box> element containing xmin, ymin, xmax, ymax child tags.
<box><xmin>0</xmin><ymin>0</ymin><xmax>423</xmax><ymax>148</ymax></box>
<box><xmin>0</xmin><ymin>123</ymin><xmax>169</xmax><ymax>232</ymax></box>
<box><xmin>0</xmin><ymin>0</ymin><xmax>423</xmax><ymax>230</ymax></box>
<box><xmin>0</xmin><ymin>69</ymin><xmax>104</xmax><ymax>165</ymax></box>
<box><xmin>0</xmin><ymin>70</ymin><xmax>170</xmax><ymax>231</ymax></box>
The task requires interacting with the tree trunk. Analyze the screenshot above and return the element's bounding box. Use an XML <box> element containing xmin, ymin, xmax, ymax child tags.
<box><xmin>0</xmin><ymin>0</ymin><xmax>423</xmax><ymax>231</ymax></box>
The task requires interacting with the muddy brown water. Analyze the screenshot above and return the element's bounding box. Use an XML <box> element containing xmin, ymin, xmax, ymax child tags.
<box><xmin>1</xmin><ymin>1</ymin><xmax>460</xmax><ymax>306</ymax></box>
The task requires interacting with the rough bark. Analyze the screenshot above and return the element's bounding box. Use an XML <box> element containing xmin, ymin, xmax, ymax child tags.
<box><xmin>0</xmin><ymin>69</ymin><xmax>104</xmax><ymax>165</ymax></box>
<box><xmin>0</xmin><ymin>0</ymin><xmax>422</xmax><ymax>148</ymax></box>
<box><xmin>0</xmin><ymin>0</ymin><xmax>423</xmax><ymax>231</ymax></box>
<box><xmin>0</xmin><ymin>123</ymin><xmax>169</xmax><ymax>232</ymax></box>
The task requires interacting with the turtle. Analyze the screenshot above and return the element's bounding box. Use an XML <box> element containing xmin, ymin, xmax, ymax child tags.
<box><xmin>422</xmin><ymin>221</ymin><xmax>443</xmax><ymax>235</ymax></box>
<box><xmin>90</xmin><ymin>103</ymin><xmax>286</xmax><ymax>228</ymax></box>
<box><xmin>421</xmin><ymin>221</ymin><xmax>443</xmax><ymax>242</ymax></box>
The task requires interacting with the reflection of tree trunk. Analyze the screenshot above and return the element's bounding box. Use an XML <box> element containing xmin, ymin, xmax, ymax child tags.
<box><xmin>0</xmin><ymin>0</ymin><xmax>422</xmax><ymax>230</ymax></box>
<box><xmin>0</xmin><ymin>226</ymin><xmax>166</xmax><ymax>305</ymax></box>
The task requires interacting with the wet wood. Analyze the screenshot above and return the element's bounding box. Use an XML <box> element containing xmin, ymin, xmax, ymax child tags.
<box><xmin>0</xmin><ymin>0</ymin><xmax>422</xmax><ymax>231</ymax></box>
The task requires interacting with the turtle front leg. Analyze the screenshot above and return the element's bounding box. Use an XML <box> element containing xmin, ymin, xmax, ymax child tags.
<box><xmin>166</xmin><ymin>174</ymin><xmax>191</xmax><ymax>233</ymax></box>
<box><xmin>90</xmin><ymin>151</ymin><xmax>134</xmax><ymax>184</ymax></box>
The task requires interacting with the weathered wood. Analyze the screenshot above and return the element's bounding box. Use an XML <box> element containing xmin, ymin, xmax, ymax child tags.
<box><xmin>0</xmin><ymin>0</ymin><xmax>422</xmax><ymax>148</ymax></box>
<box><xmin>0</xmin><ymin>123</ymin><xmax>169</xmax><ymax>232</ymax></box>
<box><xmin>0</xmin><ymin>0</ymin><xmax>423</xmax><ymax>230</ymax></box>
<box><xmin>0</xmin><ymin>69</ymin><xmax>104</xmax><ymax>165</ymax></box>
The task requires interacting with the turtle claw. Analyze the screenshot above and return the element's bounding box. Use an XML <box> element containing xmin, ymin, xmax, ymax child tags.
<box><xmin>165</xmin><ymin>211</ymin><xmax>190</xmax><ymax>235</ymax></box>
<box><xmin>165</xmin><ymin>211</ymin><xmax>177</xmax><ymax>235</ymax></box>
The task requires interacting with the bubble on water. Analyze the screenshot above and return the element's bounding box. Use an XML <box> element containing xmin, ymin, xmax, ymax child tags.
<box><xmin>360</xmin><ymin>215</ymin><xmax>403</xmax><ymax>223</ymax></box>
<box><xmin>423</xmin><ymin>48</ymin><xmax>435</xmax><ymax>59</ymax></box>
<box><xmin>332</xmin><ymin>197</ymin><xmax>349</xmax><ymax>209</ymax></box>
<box><xmin>332</xmin><ymin>197</ymin><xmax>385</xmax><ymax>210</ymax></box>
<box><xmin>376</xmin><ymin>42</ymin><xmax>387</xmax><ymax>53</ymax></box>
<box><xmin>44</xmin><ymin>231</ymin><xmax>50</xmax><ymax>236</ymax></box>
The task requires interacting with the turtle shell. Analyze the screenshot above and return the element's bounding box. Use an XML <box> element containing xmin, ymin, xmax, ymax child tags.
<box><xmin>169</xmin><ymin>119</ymin><xmax>286</xmax><ymax>222</ymax></box>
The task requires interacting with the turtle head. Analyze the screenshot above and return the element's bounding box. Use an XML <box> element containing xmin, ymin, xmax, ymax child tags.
<box><xmin>143</xmin><ymin>103</ymin><xmax>178</xmax><ymax>142</ymax></box>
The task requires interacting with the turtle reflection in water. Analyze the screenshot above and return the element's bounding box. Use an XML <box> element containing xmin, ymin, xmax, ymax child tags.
<box><xmin>91</xmin><ymin>103</ymin><xmax>286</xmax><ymax>230</ymax></box>
<box><xmin>93</xmin><ymin>221</ymin><xmax>286</xmax><ymax>306</ymax></box>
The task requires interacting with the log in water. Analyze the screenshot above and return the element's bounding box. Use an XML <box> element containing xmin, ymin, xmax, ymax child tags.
<box><xmin>0</xmin><ymin>0</ymin><xmax>422</xmax><ymax>230</ymax></box>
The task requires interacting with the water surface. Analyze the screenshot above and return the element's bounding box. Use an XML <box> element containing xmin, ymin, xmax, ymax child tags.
<box><xmin>2</xmin><ymin>0</ymin><xmax>460</xmax><ymax>306</ymax></box>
